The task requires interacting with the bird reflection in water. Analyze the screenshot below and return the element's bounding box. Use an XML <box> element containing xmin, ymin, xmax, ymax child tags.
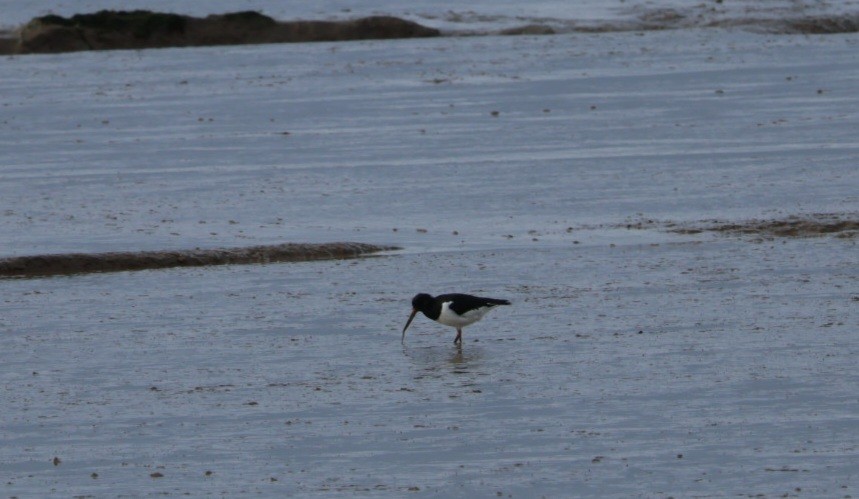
<box><xmin>402</xmin><ymin>342</ymin><xmax>484</xmax><ymax>378</ymax></box>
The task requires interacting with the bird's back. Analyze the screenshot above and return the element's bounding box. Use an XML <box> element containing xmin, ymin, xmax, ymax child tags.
<box><xmin>437</xmin><ymin>294</ymin><xmax>511</xmax><ymax>315</ymax></box>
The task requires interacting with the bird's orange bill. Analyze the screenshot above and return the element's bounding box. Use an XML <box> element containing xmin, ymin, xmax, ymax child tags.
<box><xmin>402</xmin><ymin>308</ymin><xmax>418</xmax><ymax>341</ymax></box>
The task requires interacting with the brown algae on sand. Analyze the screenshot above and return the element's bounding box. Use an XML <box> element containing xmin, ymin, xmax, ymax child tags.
<box><xmin>667</xmin><ymin>214</ymin><xmax>859</xmax><ymax>239</ymax></box>
<box><xmin>0</xmin><ymin>242</ymin><xmax>399</xmax><ymax>278</ymax></box>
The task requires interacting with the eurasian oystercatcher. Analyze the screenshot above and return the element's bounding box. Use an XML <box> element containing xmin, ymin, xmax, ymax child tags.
<box><xmin>402</xmin><ymin>293</ymin><xmax>511</xmax><ymax>344</ymax></box>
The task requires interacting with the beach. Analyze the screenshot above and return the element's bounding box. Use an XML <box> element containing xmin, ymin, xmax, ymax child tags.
<box><xmin>1</xmin><ymin>1</ymin><xmax>858</xmax><ymax>496</ymax></box>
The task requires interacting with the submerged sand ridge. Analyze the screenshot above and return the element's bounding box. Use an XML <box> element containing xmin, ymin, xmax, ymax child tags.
<box><xmin>0</xmin><ymin>242</ymin><xmax>398</xmax><ymax>278</ymax></box>
<box><xmin>5</xmin><ymin>214</ymin><xmax>852</xmax><ymax>278</ymax></box>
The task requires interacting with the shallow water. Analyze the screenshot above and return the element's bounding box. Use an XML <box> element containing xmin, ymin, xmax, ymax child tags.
<box><xmin>2</xmin><ymin>236</ymin><xmax>858</xmax><ymax>496</ymax></box>
<box><xmin>2</xmin><ymin>30</ymin><xmax>858</xmax><ymax>257</ymax></box>
<box><xmin>1</xmin><ymin>15</ymin><xmax>859</xmax><ymax>499</ymax></box>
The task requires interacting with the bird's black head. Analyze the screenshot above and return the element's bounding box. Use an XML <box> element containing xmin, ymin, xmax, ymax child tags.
<box><xmin>411</xmin><ymin>293</ymin><xmax>434</xmax><ymax>312</ymax></box>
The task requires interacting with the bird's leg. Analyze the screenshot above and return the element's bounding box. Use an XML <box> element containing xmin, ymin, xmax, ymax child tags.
<box><xmin>454</xmin><ymin>329</ymin><xmax>462</xmax><ymax>344</ymax></box>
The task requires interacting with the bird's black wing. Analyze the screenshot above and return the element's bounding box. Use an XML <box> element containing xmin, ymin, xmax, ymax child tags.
<box><xmin>439</xmin><ymin>293</ymin><xmax>511</xmax><ymax>315</ymax></box>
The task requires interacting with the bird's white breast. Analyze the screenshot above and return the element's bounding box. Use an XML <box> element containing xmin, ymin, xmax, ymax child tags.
<box><xmin>437</xmin><ymin>301</ymin><xmax>490</xmax><ymax>328</ymax></box>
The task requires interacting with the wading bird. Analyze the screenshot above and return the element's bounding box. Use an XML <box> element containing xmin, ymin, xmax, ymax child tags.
<box><xmin>402</xmin><ymin>293</ymin><xmax>511</xmax><ymax>344</ymax></box>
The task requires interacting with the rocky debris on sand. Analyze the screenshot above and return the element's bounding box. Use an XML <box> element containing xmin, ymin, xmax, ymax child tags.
<box><xmin>4</xmin><ymin>10</ymin><xmax>440</xmax><ymax>55</ymax></box>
